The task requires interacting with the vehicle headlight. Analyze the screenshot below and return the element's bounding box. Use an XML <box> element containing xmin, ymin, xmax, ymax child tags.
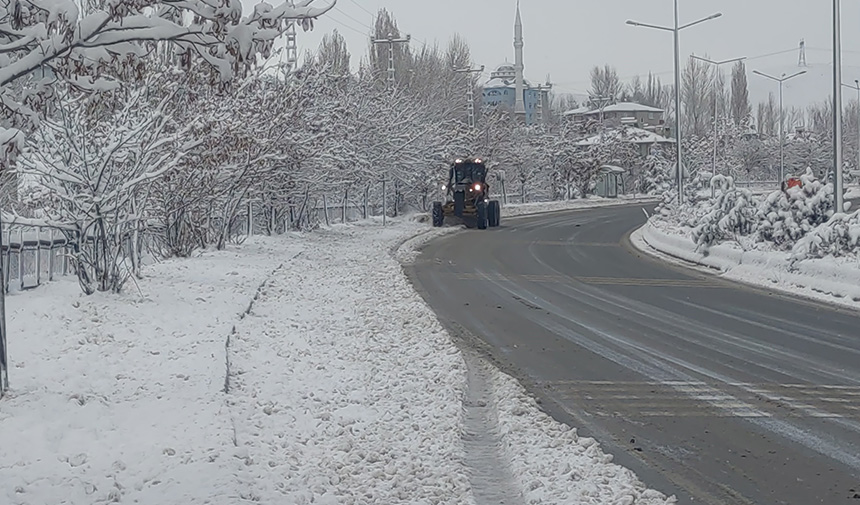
<box><xmin>474</xmin><ymin>183</ymin><xmax>482</xmax><ymax>191</ymax></box>
<box><xmin>442</xmin><ymin>184</ymin><xmax>447</xmax><ymax>191</ymax></box>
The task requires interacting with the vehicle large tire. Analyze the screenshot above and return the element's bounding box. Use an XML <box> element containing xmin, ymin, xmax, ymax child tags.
<box><xmin>488</xmin><ymin>200</ymin><xmax>501</xmax><ymax>227</ymax></box>
<box><xmin>453</xmin><ymin>191</ymin><xmax>465</xmax><ymax>217</ymax></box>
<box><xmin>476</xmin><ymin>200</ymin><xmax>488</xmax><ymax>230</ymax></box>
<box><xmin>432</xmin><ymin>201</ymin><xmax>444</xmax><ymax>227</ymax></box>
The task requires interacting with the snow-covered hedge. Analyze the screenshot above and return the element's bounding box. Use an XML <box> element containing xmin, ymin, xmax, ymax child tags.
<box><xmin>654</xmin><ymin>168</ymin><xmax>858</xmax><ymax>258</ymax></box>
<box><xmin>792</xmin><ymin>211</ymin><xmax>860</xmax><ymax>261</ymax></box>
<box><xmin>757</xmin><ymin>168</ymin><xmax>835</xmax><ymax>249</ymax></box>
<box><xmin>690</xmin><ymin>176</ymin><xmax>756</xmax><ymax>247</ymax></box>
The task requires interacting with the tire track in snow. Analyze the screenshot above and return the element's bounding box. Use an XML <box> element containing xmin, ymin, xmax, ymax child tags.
<box><xmin>461</xmin><ymin>351</ymin><xmax>525</xmax><ymax>505</ymax></box>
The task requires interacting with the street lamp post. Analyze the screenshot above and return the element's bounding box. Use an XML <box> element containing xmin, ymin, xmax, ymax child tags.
<box><xmin>590</xmin><ymin>95</ymin><xmax>612</xmax><ymax>143</ymax></box>
<box><xmin>842</xmin><ymin>80</ymin><xmax>860</xmax><ymax>183</ymax></box>
<box><xmin>454</xmin><ymin>65</ymin><xmax>485</xmax><ymax>129</ymax></box>
<box><xmin>834</xmin><ymin>0</ymin><xmax>845</xmax><ymax>213</ymax></box>
<box><xmin>752</xmin><ymin>70</ymin><xmax>807</xmax><ymax>186</ymax></box>
<box><xmin>627</xmin><ymin>4</ymin><xmax>722</xmax><ymax>204</ymax></box>
<box><xmin>692</xmin><ymin>55</ymin><xmax>746</xmax><ymax>197</ymax></box>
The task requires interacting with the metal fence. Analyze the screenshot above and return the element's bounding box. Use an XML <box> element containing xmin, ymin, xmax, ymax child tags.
<box><xmin>1</xmin><ymin>227</ymin><xmax>71</xmax><ymax>292</ymax></box>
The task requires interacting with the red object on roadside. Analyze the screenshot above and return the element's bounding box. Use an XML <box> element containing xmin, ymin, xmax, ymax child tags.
<box><xmin>785</xmin><ymin>177</ymin><xmax>802</xmax><ymax>190</ymax></box>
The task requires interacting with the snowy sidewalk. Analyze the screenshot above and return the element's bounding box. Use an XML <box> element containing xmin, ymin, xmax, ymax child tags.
<box><xmin>0</xmin><ymin>238</ymin><xmax>292</xmax><ymax>504</ymax></box>
<box><xmin>1</xmin><ymin>215</ymin><xmax>676</xmax><ymax>505</ymax></box>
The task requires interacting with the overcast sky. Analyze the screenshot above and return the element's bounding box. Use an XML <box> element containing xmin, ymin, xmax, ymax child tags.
<box><xmin>289</xmin><ymin>0</ymin><xmax>860</xmax><ymax>109</ymax></box>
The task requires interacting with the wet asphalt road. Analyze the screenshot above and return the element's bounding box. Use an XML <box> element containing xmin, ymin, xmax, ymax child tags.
<box><xmin>406</xmin><ymin>204</ymin><xmax>860</xmax><ymax>505</ymax></box>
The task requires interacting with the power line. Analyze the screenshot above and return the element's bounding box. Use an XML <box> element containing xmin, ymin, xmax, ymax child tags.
<box><xmin>553</xmin><ymin>47</ymin><xmax>800</xmax><ymax>89</ymax></box>
<box><xmin>348</xmin><ymin>0</ymin><xmax>375</xmax><ymax>17</ymax></box>
<box><xmin>326</xmin><ymin>14</ymin><xmax>372</xmax><ymax>37</ymax></box>
<box><xmin>334</xmin><ymin>6</ymin><xmax>374</xmax><ymax>31</ymax></box>
<box><xmin>331</xmin><ymin>5</ymin><xmax>430</xmax><ymax>50</ymax></box>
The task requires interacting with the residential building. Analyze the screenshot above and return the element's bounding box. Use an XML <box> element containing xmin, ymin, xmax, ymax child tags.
<box><xmin>575</xmin><ymin>126</ymin><xmax>675</xmax><ymax>157</ymax></box>
<box><xmin>564</xmin><ymin>102</ymin><xmax>668</xmax><ymax>135</ymax></box>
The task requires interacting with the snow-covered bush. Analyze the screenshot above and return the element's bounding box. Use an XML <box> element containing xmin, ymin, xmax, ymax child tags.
<box><xmin>638</xmin><ymin>151</ymin><xmax>674</xmax><ymax>196</ymax></box>
<box><xmin>16</xmin><ymin>89</ymin><xmax>189</xmax><ymax>294</ymax></box>
<box><xmin>757</xmin><ymin>167</ymin><xmax>835</xmax><ymax>248</ymax></box>
<box><xmin>792</xmin><ymin>210</ymin><xmax>860</xmax><ymax>260</ymax></box>
<box><xmin>691</xmin><ymin>175</ymin><xmax>756</xmax><ymax>247</ymax></box>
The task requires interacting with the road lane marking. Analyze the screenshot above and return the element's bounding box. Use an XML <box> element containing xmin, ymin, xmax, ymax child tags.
<box><xmin>526</xmin><ymin>241</ymin><xmax>620</xmax><ymax>247</ymax></box>
<box><xmin>451</xmin><ymin>273</ymin><xmax>723</xmax><ymax>288</ymax></box>
<box><xmin>540</xmin><ymin>380</ymin><xmax>860</xmax><ymax>420</ymax></box>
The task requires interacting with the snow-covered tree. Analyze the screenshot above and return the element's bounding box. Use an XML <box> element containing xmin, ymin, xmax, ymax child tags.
<box><xmin>792</xmin><ymin>209</ymin><xmax>860</xmax><ymax>260</ymax></box>
<box><xmin>730</xmin><ymin>61</ymin><xmax>751</xmax><ymax>125</ymax></box>
<box><xmin>691</xmin><ymin>175</ymin><xmax>756</xmax><ymax>247</ymax></box>
<box><xmin>682</xmin><ymin>56</ymin><xmax>713</xmax><ymax>137</ymax></box>
<box><xmin>757</xmin><ymin>168</ymin><xmax>835</xmax><ymax>248</ymax></box>
<box><xmin>15</xmin><ymin>87</ymin><xmax>188</xmax><ymax>293</ymax></box>
<box><xmin>589</xmin><ymin>65</ymin><xmax>623</xmax><ymax>104</ymax></box>
<box><xmin>0</xmin><ymin>0</ymin><xmax>334</xmax><ymax>169</ymax></box>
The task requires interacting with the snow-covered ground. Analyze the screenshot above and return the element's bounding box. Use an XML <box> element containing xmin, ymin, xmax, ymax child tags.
<box><xmin>1</xmin><ymin>212</ymin><xmax>675</xmax><ymax>505</ymax></box>
<box><xmin>633</xmin><ymin>219</ymin><xmax>860</xmax><ymax>309</ymax></box>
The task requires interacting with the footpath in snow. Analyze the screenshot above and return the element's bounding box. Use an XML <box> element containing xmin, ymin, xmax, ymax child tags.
<box><xmin>1</xmin><ymin>207</ymin><xmax>674</xmax><ymax>504</ymax></box>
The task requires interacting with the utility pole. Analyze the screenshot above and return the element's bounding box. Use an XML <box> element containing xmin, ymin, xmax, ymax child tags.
<box><xmin>372</xmin><ymin>33</ymin><xmax>411</xmax><ymax>91</ymax></box>
<box><xmin>454</xmin><ymin>65</ymin><xmax>485</xmax><ymax>129</ymax></box>
<box><xmin>834</xmin><ymin>0</ymin><xmax>846</xmax><ymax>213</ymax></box>
<box><xmin>535</xmin><ymin>81</ymin><xmax>553</xmax><ymax>125</ymax></box>
<box><xmin>627</xmin><ymin>4</ymin><xmax>723</xmax><ymax>203</ymax></box>
<box><xmin>0</xmin><ymin>219</ymin><xmax>6</xmax><ymax>396</ymax></box>
<box><xmin>753</xmin><ymin>69</ymin><xmax>807</xmax><ymax>185</ymax></box>
<box><xmin>285</xmin><ymin>0</ymin><xmax>298</xmax><ymax>73</ymax></box>
<box><xmin>692</xmin><ymin>55</ymin><xmax>746</xmax><ymax>197</ymax></box>
<box><xmin>798</xmin><ymin>39</ymin><xmax>808</xmax><ymax>67</ymax></box>
<box><xmin>590</xmin><ymin>95</ymin><xmax>612</xmax><ymax>142</ymax></box>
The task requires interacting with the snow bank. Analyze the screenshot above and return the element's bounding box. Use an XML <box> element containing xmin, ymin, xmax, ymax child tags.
<box><xmin>635</xmin><ymin>221</ymin><xmax>860</xmax><ymax>307</ymax></box>
<box><xmin>488</xmin><ymin>370</ymin><xmax>676</xmax><ymax>505</ymax></box>
<box><xmin>226</xmin><ymin>221</ymin><xmax>473</xmax><ymax>504</ymax></box>
<box><xmin>502</xmin><ymin>196</ymin><xmax>659</xmax><ymax>219</ymax></box>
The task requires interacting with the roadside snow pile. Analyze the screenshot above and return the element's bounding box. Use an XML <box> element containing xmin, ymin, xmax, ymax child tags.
<box><xmin>226</xmin><ymin>221</ymin><xmax>472</xmax><ymax>504</ymax></box>
<box><xmin>489</xmin><ymin>371</ymin><xmax>676</xmax><ymax>505</ymax></box>
<box><xmin>502</xmin><ymin>196</ymin><xmax>659</xmax><ymax>219</ymax></box>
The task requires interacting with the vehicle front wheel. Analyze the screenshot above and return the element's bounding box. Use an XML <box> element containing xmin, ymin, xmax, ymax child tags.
<box><xmin>476</xmin><ymin>200</ymin><xmax>488</xmax><ymax>230</ymax></box>
<box><xmin>432</xmin><ymin>201</ymin><xmax>444</xmax><ymax>227</ymax></box>
<box><xmin>488</xmin><ymin>200</ymin><xmax>501</xmax><ymax>227</ymax></box>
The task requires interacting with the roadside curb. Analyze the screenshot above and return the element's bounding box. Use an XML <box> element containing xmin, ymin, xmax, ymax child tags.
<box><xmin>632</xmin><ymin>221</ymin><xmax>860</xmax><ymax>308</ymax></box>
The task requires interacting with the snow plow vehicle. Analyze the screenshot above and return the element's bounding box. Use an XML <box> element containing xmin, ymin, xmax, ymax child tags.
<box><xmin>432</xmin><ymin>157</ymin><xmax>501</xmax><ymax>229</ymax></box>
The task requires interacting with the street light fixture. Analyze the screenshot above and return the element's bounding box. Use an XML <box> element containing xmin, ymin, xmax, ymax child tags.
<box><xmin>752</xmin><ymin>69</ymin><xmax>807</xmax><ymax>186</ymax></box>
<box><xmin>691</xmin><ymin>55</ymin><xmax>746</xmax><ymax>197</ymax></box>
<box><xmin>627</xmin><ymin>5</ymin><xmax>723</xmax><ymax>203</ymax></box>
